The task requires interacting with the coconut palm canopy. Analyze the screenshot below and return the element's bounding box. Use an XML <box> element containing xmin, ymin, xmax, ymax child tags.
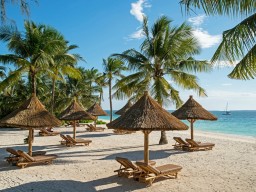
<box><xmin>115</xmin><ymin>100</ymin><xmax>133</xmax><ymax>115</ymax></box>
<box><xmin>107</xmin><ymin>91</ymin><xmax>188</xmax><ymax>131</ymax></box>
<box><xmin>0</xmin><ymin>94</ymin><xmax>62</xmax><ymax>128</ymax></box>
<box><xmin>59</xmin><ymin>100</ymin><xmax>96</xmax><ymax>121</ymax></box>
<box><xmin>87</xmin><ymin>103</ymin><xmax>108</xmax><ymax>116</ymax></box>
<box><xmin>172</xmin><ymin>95</ymin><xmax>217</xmax><ymax>121</ymax></box>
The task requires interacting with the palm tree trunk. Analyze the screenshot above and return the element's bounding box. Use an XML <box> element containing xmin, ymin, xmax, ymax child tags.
<box><xmin>158</xmin><ymin>100</ymin><xmax>168</xmax><ymax>145</ymax></box>
<box><xmin>51</xmin><ymin>78</ymin><xmax>56</xmax><ymax>113</ymax></box>
<box><xmin>99</xmin><ymin>91</ymin><xmax>102</xmax><ymax>106</ymax></box>
<box><xmin>30</xmin><ymin>70</ymin><xmax>36</xmax><ymax>95</ymax></box>
<box><xmin>159</xmin><ymin>130</ymin><xmax>168</xmax><ymax>145</ymax></box>
<box><xmin>109</xmin><ymin>78</ymin><xmax>113</xmax><ymax>122</ymax></box>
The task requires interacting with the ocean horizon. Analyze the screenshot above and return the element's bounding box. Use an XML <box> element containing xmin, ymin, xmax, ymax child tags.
<box><xmin>100</xmin><ymin>110</ymin><xmax>256</xmax><ymax>137</ymax></box>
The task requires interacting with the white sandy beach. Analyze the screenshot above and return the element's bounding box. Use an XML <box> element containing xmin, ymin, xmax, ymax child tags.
<box><xmin>0</xmin><ymin>123</ymin><xmax>255</xmax><ymax>192</ymax></box>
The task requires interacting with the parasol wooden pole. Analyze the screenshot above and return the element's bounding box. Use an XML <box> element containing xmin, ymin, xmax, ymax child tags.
<box><xmin>73</xmin><ymin>120</ymin><xmax>76</xmax><ymax>139</ymax></box>
<box><xmin>189</xmin><ymin>119</ymin><xmax>196</xmax><ymax>140</ymax></box>
<box><xmin>28</xmin><ymin>128</ymin><xmax>33</xmax><ymax>156</ymax></box>
<box><xmin>143</xmin><ymin>131</ymin><xmax>150</xmax><ymax>164</ymax></box>
<box><xmin>94</xmin><ymin>116</ymin><xmax>98</xmax><ymax>128</ymax></box>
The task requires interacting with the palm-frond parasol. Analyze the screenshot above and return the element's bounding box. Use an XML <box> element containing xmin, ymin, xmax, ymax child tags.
<box><xmin>87</xmin><ymin>102</ymin><xmax>108</xmax><ymax>127</ymax></box>
<box><xmin>115</xmin><ymin>100</ymin><xmax>133</xmax><ymax>115</ymax></box>
<box><xmin>172</xmin><ymin>95</ymin><xmax>217</xmax><ymax>139</ymax></box>
<box><xmin>107</xmin><ymin>91</ymin><xmax>188</xmax><ymax>164</ymax></box>
<box><xmin>0</xmin><ymin>94</ymin><xmax>62</xmax><ymax>155</ymax></box>
<box><xmin>59</xmin><ymin>99</ymin><xmax>96</xmax><ymax>139</ymax></box>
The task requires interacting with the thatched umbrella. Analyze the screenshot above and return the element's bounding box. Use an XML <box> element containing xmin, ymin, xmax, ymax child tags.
<box><xmin>59</xmin><ymin>99</ymin><xmax>96</xmax><ymax>139</ymax></box>
<box><xmin>172</xmin><ymin>95</ymin><xmax>217</xmax><ymax>140</ymax></box>
<box><xmin>107</xmin><ymin>91</ymin><xmax>188</xmax><ymax>164</ymax></box>
<box><xmin>87</xmin><ymin>102</ymin><xmax>108</xmax><ymax>127</ymax></box>
<box><xmin>115</xmin><ymin>100</ymin><xmax>133</xmax><ymax>115</ymax></box>
<box><xmin>0</xmin><ymin>94</ymin><xmax>62</xmax><ymax>156</ymax></box>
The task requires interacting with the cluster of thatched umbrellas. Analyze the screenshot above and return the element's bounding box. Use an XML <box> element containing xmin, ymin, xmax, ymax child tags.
<box><xmin>0</xmin><ymin>94</ymin><xmax>107</xmax><ymax>156</ymax></box>
<box><xmin>0</xmin><ymin>91</ymin><xmax>217</xmax><ymax>165</ymax></box>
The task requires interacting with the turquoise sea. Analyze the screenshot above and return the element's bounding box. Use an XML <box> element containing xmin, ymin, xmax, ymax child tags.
<box><xmin>100</xmin><ymin>110</ymin><xmax>256</xmax><ymax>137</ymax></box>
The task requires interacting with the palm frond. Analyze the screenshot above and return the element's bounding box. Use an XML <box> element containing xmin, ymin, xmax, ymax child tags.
<box><xmin>228</xmin><ymin>44</ymin><xmax>256</xmax><ymax>79</ymax></box>
<box><xmin>180</xmin><ymin>0</ymin><xmax>256</xmax><ymax>17</ymax></box>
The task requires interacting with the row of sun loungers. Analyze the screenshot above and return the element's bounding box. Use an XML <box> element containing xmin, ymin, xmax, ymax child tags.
<box><xmin>114</xmin><ymin>157</ymin><xmax>182</xmax><ymax>186</ymax></box>
<box><xmin>173</xmin><ymin>137</ymin><xmax>215</xmax><ymax>151</ymax></box>
<box><xmin>60</xmin><ymin>134</ymin><xmax>92</xmax><ymax>147</ymax></box>
<box><xmin>39</xmin><ymin>128</ymin><xmax>60</xmax><ymax>136</ymax></box>
<box><xmin>86</xmin><ymin>124</ymin><xmax>105</xmax><ymax>132</ymax></box>
<box><xmin>5</xmin><ymin>148</ymin><xmax>57</xmax><ymax>168</ymax></box>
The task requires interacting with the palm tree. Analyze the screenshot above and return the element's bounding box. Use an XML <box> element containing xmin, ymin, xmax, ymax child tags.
<box><xmin>84</xmin><ymin>68</ymin><xmax>107</xmax><ymax>105</ymax></box>
<box><xmin>0</xmin><ymin>0</ymin><xmax>37</xmax><ymax>23</ymax></box>
<box><xmin>0</xmin><ymin>21</ymin><xmax>66</xmax><ymax>96</ymax></box>
<box><xmin>113</xmin><ymin>16</ymin><xmax>211</xmax><ymax>144</ymax></box>
<box><xmin>47</xmin><ymin>43</ymin><xmax>83</xmax><ymax>113</ymax></box>
<box><xmin>180</xmin><ymin>0</ymin><xmax>256</xmax><ymax>79</ymax></box>
<box><xmin>54</xmin><ymin>67</ymin><xmax>100</xmax><ymax>113</ymax></box>
<box><xmin>102</xmin><ymin>57</ymin><xmax>126</xmax><ymax>122</ymax></box>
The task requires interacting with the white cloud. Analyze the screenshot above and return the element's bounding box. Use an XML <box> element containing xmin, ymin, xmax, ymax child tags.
<box><xmin>188</xmin><ymin>15</ymin><xmax>222</xmax><ymax>49</ymax></box>
<box><xmin>128</xmin><ymin>28</ymin><xmax>145</xmax><ymax>39</ymax></box>
<box><xmin>130</xmin><ymin>0</ymin><xmax>148</xmax><ymax>23</ymax></box>
<box><xmin>192</xmin><ymin>28</ymin><xmax>222</xmax><ymax>48</ymax></box>
<box><xmin>188</xmin><ymin>15</ymin><xmax>206</xmax><ymax>27</ymax></box>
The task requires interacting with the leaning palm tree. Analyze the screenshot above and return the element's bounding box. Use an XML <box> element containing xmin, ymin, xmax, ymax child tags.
<box><xmin>113</xmin><ymin>16</ymin><xmax>211</xmax><ymax>144</ymax></box>
<box><xmin>0</xmin><ymin>21</ymin><xmax>66</xmax><ymax>96</ymax></box>
<box><xmin>180</xmin><ymin>0</ymin><xmax>256</xmax><ymax>80</ymax></box>
<box><xmin>102</xmin><ymin>57</ymin><xmax>127</xmax><ymax>122</ymax></box>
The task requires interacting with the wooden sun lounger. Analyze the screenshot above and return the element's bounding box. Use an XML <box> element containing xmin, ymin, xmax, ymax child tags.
<box><xmin>185</xmin><ymin>139</ymin><xmax>215</xmax><ymax>151</ymax></box>
<box><xmin>86</xmin><ymin>124</ymin><xmax>105</xmax><ymax>132</ymax></box>
<box><xmin>172</xmin><ymin>137</ymin><xmax>190</xmax><ymax>149</ymax></box>
<box><xmin>16</xmin><ymin>150</ymin><xmax>57</xmax><ymax>168</ymax></box>
<box><xmin>39</xmin><ymin>128</ymin><xmax>60</xmax><ymax>136</ymax></box>
<box><xmin>135</xmin><ymin>162</ymin><xmax>182</xmax><ymax>186</ymax></box>
<box><xmin>66</xmin><ymin>135</ymin><xmax>92</xmax><ymax>146</ymax></box>
<box><xmin>60</xmin><ymin>134</ymin><xmax>72</xmax><ymax>146</ymax></box>
<box><xmin>114</xmin><ymin>157</ymin><xmax>141</xmax><ymax>178</ymax></box>
<box><xmin>5</xmin><ymin>148</ymin><xmax>46</xmax><ymax>165</ymax></box>
<box><xmin>60</xmin><ymin>134</ymin><xmax>90</xmax><ymax>147</ymax></box>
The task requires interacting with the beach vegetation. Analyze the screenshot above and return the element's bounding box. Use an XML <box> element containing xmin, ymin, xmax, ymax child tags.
<box><xmin>102</xmin><ymin>57</ymin><xmax>127</xmax><ymax>122</ymax></box>
<box><xmin>112</xmin><ymin>16</ymin><xmax>211</xmax><ymax>144</ymax></box>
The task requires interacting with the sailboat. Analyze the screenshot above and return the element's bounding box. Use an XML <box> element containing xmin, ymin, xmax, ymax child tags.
<box><xmin>222</xmin><ymin>102</ymin><xmax>231</xmax><ymax>115</ymax></box>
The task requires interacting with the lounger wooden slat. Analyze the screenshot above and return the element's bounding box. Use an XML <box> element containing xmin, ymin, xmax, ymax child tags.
<box><xmin>16</xmin><ymin>150</ymin><xmax>57</xmax><ymax>168</ymax></box>
<box><xmin>39</xmin><ymin>128</ymin><xmax>60</xmax><ymax>136</ymax></box>
<box><xmin>5</xmin><ymin>148</ymin><xmax>47</xmax><ymax>165</ymax></box>
<box><xmin>114</xmin><ymin>157</ymin><xmax>141</xmax><ymax>178</ymax></box>
<box><xmin>185</xmin><ymin>139</ymin><xmax>215</xmax><ymax>151</ymax></box>
<box><xmin>86</xmin><ymin>124</ymin><xmax>105</xmax><ymax>132</ymax></box>
<box><xmin>66</xmin><ymin>135</ymin><xmax>92</xmax><ymax>146</ymax></box>
<box><xmin>172</xmin><ymin>137</ymin><xmax>189</xmax><ymax>149</ymax></box>
<box><xmin>135</xmin><ymin>162</ymin><xmax>182</xmax><ymax>186</ymax></box>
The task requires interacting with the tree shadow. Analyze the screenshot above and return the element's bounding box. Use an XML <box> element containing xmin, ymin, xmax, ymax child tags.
<box><xmin>101</xmin><ymin>148</ymin><xmax>188</xmax><ymax>161</ymax></box>
<box><xmin>1</xmin><ymin>176</ymin><xmax>146</xmax><ymax>192</ymax></box>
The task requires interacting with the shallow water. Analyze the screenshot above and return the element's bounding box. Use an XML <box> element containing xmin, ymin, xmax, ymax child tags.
<box><xmin>100</xmin><ymin>110</ymin><xmax>256</xmax><ymax>137</ymax></box>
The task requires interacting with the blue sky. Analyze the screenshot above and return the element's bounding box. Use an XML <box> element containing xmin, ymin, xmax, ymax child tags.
<box><xmin>1</xmin><ymin>0</ymin><xmax>255</xmax><ymax>110</ymax></box>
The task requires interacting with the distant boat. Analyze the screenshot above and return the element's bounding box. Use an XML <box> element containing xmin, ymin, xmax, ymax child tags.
<box><xmin>223</xmin><ymin>102</ymin><xmax>231</xmax><ymax>115</ymax></box>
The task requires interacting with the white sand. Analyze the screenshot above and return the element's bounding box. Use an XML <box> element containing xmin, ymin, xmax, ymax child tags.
<box><xmin>0</xmin><ymin>123</ymin><xmax>255</xmax><ymax>192</ymax></box>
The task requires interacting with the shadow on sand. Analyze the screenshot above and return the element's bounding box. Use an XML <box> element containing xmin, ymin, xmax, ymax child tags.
<box><xmin>1</xmin><ymin>176</ymin><xmax>146</xmax><ymax>192</ymax></box>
